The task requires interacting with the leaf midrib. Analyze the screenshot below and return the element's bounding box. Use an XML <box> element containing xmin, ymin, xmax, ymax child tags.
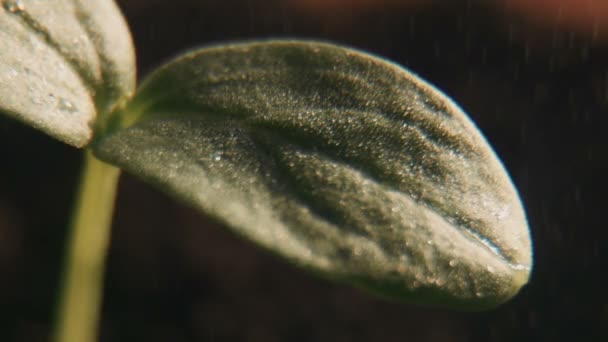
<box><xmin>248</xmin><ymin>124</ymin><xmax>516</xmax><ymax>268</ymax></box>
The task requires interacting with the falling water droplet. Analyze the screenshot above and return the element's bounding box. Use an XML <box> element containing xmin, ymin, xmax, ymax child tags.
<box><xmin>524</xmin><ymin>43</ymin><xmax>531</xmax><ymax>63</ymax></box>
<box><xmin>408</xmin><ymin>15</ymin><xmax>416</xmax><ymax>38</ymax></box>
<box><xmin>592</xmin><ymin>20</ymin><xmax>600</xmax><ymax>41</ymax></box>
<box><xmin>433</xmin><ymin>43</ymin><xmax>441</xmax><ymax>60</ymax></box>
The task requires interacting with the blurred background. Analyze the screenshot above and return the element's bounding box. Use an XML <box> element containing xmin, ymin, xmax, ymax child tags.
<box><xmin>1</xmin><ymin>0</ymin><xmax>607</xmax><ymax>340</ymax></box>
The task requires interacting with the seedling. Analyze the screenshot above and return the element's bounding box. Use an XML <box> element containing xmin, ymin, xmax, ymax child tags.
<box><xmin>0</xmin><ymin>1</ymin><xmax>532</xmax><ymax>341</ymax></box>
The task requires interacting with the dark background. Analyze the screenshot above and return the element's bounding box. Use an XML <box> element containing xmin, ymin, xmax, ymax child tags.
<box><xmin>1</xmin><ymin>0</ymin><xmax>607</xmax><ymax>341</ymax></box>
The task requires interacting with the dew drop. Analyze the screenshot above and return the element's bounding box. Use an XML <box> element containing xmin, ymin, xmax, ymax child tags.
<box><xmin>58</xmin><ymin>98</ymin><xmax>77</xmax><ymax>113</ymax></box>
<box><xmin>435</xmin><ymin>278</ymin><xmax>446</xmax><ymax>286</ymax></box>
<box><xmin>3</xmin><ymin>0</ymin><xmax>25</xmax><ymax>13</ymax></box>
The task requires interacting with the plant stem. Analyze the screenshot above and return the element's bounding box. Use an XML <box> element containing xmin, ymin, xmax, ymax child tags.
<box><xmin>53</xmin><ymin>150</ymin><xmax>121</xmax><ymax>342</ymax></box>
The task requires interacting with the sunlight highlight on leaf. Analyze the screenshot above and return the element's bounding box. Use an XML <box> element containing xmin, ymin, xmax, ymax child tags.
<box><xmin>0</xmin><ymin>0</ymin><xmax>135</xmax><ymax>147</ymax></box>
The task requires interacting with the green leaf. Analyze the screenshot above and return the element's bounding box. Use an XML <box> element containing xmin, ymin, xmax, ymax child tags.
<box><xmin>95</xmin><ymin>40</ymin><xmax>532</xmax><ymax>309</ymax></box>
<box><xmin>0</xmin><ymin>0</ymin><xmax>135</xmax><ymax>147</ymax></box>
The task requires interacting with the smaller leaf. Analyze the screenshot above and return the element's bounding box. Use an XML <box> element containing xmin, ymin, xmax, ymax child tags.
<box><xmin>96</xmin><ymin>40</ymin><xmax>532</xmax><ymax>309</ymax></box>
<box><xmin>0</xmin><ymin>0</ymin><xmax>135</xmax><ymax>147</ymax></box>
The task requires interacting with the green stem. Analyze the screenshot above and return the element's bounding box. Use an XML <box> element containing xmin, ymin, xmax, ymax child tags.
<box><xmin>53</xmin><ymin>150</ymin><xmax>121</xmax><ymax>342</ymax></box>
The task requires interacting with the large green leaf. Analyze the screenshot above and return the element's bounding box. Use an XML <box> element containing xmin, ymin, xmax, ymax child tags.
<box><xmin>0</xmin><ymin>0</ymin><xmax>135</xmax><ymax>147</ymax></box>
<box><xmin>95</xmin><ymin>41</ymin><xmax>532</xmax><ymax>309</ymax></box>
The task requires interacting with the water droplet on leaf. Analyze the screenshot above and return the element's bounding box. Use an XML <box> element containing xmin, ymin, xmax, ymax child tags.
<box><xmin>57</xmin><ymin>98</ymin><xmax>77</xmax><ymax>113</ymax></box>
<box><xmin>3</xmin><ymin>0</ymin><xmax>25</xmax><ymax>13</ymax></box>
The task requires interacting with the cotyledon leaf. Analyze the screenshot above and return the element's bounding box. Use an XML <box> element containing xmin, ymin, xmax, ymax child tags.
<box><xmin>0</xmin><ymin>0</ymin><xmax>135</xmax><ymax>147</ymax></box>
<box><xmin>95</xmin><ymin>40</ymin><xmax>533</xmax><ymax>309</ymax></box>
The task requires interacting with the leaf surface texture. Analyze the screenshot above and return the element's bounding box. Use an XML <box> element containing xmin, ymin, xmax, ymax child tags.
<box><xmin>0</xmin><ymin>0</ymin><xmax>135</xmax><ymax>146</ymax></box>
<box><xmin>96</xmin><ymin>41</ymin><xmax>532</xmax><ymax>308</ymax></box>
